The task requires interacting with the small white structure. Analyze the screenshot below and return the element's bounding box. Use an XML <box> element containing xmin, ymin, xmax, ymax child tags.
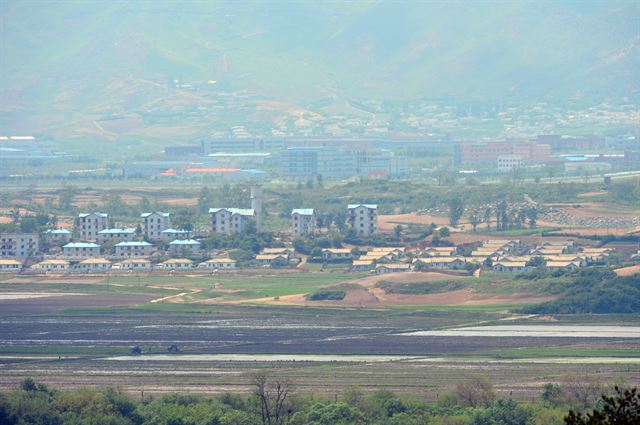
<box><xmin>141</xmin><ymin>212</ymin><xmax>171</xmax><ymax>240</ymax></box>
<box><xmin>0</xmin><ymin>259</ymin><xmax>22</xmax><ymax>273</ymax></box>
<box><xmin>158</xmin><ymin>258</ymin><xmax>193</xmax><ymax>270</ymax></box>
<box><xmin>322</xmin><ymin>248</ymin><xmax>353</xmax><ymax>262</ymax></box>
<box><xmin>291</xmin><ymin>209</ymin><xmax>316</xmax><ymax>236</ymax></box>
<box><xmin>114</xmin><ymin>241</ymin><xmax>153</xmax><ymax>258</ymax></box>
<box><xmin>348</xmin><ymin>204</ymin><xmax>378</xmax><ymax>236</ymax></box>
<box><xmin>31</xmin><ymin>259</ymin><xmax>70</xmax><ymax>272</ymax></box>
<box><xmin>198</xmin><ymin>258</ymin><xmax>237</xmax><ymax>270</ymax></box>
<box><xmin>63</xmin><ymin>242</ymin><xmax>101</xmax><ymax>258</ymax></box>
<box><xmin>168</xmin><ymin>239</ymin><xmax>201</xmax><ymax>256</ymax></box>
<box><xmin>97</xmin><ymin>228</ymin><xmax>136</xmax><ymax>242</ymax></box>
<box><xmin>77</xmin><ymin>258</ymin><xmax>112</xmax><ymax>272</ymax></box>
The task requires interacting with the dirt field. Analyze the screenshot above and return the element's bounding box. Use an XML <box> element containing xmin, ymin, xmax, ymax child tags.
<box><xmin>379</xmin><ymin>213</ymin><xmax>449</xmax><ymax>231</ymax></box>
<box><xmin>615</xmin><ymin>265</ymin><xmax>640</xmax><ymax>276</ymax></box>
<box><xmin>0</xmin><ymin>307</ymin><xmax>638</xmax><ymax>398</ymax></box>
<box><xmin>255</xmin><ymin>287</ymin><xmax>555</xmax><ymax>308</ymax></box>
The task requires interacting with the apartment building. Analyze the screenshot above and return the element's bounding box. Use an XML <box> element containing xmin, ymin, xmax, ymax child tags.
<box><xmin>291</xmin><ymin>209</ymin><xmax>316</xmax><ymax>236</ymax></box>
<box><xmin>114</xmin><ymin>241</ymin><xmax>153</xmax><ymax>258</ymax></box>
<box><xmin>0</xmin><ymin>233</ymin><xmax>39</xmax><ymax>257</ymax></box>
<box><xmin>348</xmin><ymin>204</ymin><xmax>378</xmax><ymax>237</ymax></box>
<box><xmin>168</xmin><ymin>239</ymin><xmax>201</xmax><ymax>256</ymax></box>
<box><xmin>43</xmin><ymin>229</ymin><xmax>72</xmax><ymax>243</ymax></box>
<box><xmin>201</xmin><ymin>138</ymin><xmax>284</xmax><ymax>155</ymax></box>
<box><xmin>454</xmin><ymin>140</ymin><xmax>550</xmax><ymax>167</ymax></box>
<box><xmin>141</xmin><ymin>212</ymin><xmax>171</xmax><ymax>240</ymax></box>
<box><xmin>62</xmin><ymin>242</ymin><xmax>101</xmax><ymax>258</ymax></box>
<box><xmin>161</xmin><ymin>228</ymin><xmax>190</xmax><ymax>241</ymax></box>
<box><xmin>97</xmin><ymin>228</ymin><xmax>136</xmax><ymax>243</ymax></box>
<box><xmin>78</xmin><ymin>212</ymin><xmax>109</xmax><ymax>240</ymax></box>
<box><xmin>209</xmin><ymin>208</ymin><xmax>256</xmax><ymax>234</ymax></box>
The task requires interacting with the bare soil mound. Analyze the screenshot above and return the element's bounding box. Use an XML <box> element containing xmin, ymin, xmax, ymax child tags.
<box><xmin>379</xmin><ymin>213</ymin><xmax>449</xmax><ymax>231</ymax></box>
<box><xmin>615</xmin><ymin>265</ymin><xmax>640</xmax><ymax>277</ymax></box>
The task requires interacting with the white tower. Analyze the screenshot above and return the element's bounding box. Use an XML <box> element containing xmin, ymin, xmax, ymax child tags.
<box><xmin>251</xmin><ymin>184</ymin><xmax>263</xmax><ymax>231</ymax></box>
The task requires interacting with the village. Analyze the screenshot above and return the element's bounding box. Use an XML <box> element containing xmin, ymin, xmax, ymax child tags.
<box><xmin>0</xmin><ymin>184</ymin><xmax>631</xmax><ymax>277</ymax></box>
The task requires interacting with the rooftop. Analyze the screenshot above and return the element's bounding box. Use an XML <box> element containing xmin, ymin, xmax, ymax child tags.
<box><xmin>348</xmin><ymin>204</ymin><xmax>378</xmax><ymax>209</ymax></box>
<box><xmin>98</xmin><ymin>228</ymin><xmax>135</xmax><ymax>234</ymax></box>
<box><xmin>162</xmin><ymin>228</ymin><xmax>189</xmax><ymax>234</ymax></box>
<box><xmin>291</xmin><ymin>208</ymin><xmax>314</xmax><ymax>215</ymax></box>
<box><xmin>162</xmin><ymin>258</ymin><xmax>193</xmax><ymax>264</ymax></box>
<box><xmin>78</xmin><ymin>212</ymin><xmax>108</xmax><ymax>218</ymax></box>
<box><xmin>141</xmin><ymin>212</ymin><xmax>170</xmax><ymax>218</ymax></box>
<box><xmin>115</xmin><ymin>241</ymin><xmax>153</xmax><ymax>247</ymax></box>
<box><xmin>63</xmin><ymin>242</ymin><xmax>100</xmax><ymax>248</ymax></box>
<box><xmin>169</xmin><ymin>239</ymin><xmax>200</xmax><ymax>245</ymax></box>
<box><xmin>79</xmin><ymin>258</ymin><xmax>111</xmax><ymax>264</ymax></box>
<box><xmin>209</xmin><ymin>208</ymin><xmax>255</xmax><ymax>216</ymax></box>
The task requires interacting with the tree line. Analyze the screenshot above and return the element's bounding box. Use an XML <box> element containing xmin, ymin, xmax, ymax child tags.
<box><xmin>1</xmin><ymin>375</ymin><xmax>638</xmax><ymax>425</ymax></box>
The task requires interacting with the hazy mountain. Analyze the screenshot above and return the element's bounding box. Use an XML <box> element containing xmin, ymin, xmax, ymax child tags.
<box><xmin>1</xmin><ymin>0</ymin><xmax>638</xmax><ymax>135</ymax></box>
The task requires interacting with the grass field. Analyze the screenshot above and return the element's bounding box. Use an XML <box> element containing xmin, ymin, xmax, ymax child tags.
<box><xmin>0</xmin><ymin>266</ymin><xmax>638</xmax><ymax>397</ymax></box>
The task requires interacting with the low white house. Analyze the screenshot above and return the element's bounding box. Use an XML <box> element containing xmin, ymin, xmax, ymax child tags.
<box><xmin>168</xmin><ymin>239</ymin><xmax>201</xmax><ymax>256</ymax></box>
<box><xmin>198</xmin><ymin>258</ymin><xmax>237</xmax><ymax>270</ymax></box>
<box><xmin>375</xmin><ymin>264</ymin><xmax>411</xmax><ymax>274</ymax></box>
<box><xmin>158</xmin><ymin>258</ymin><xmax>193</xmax><ymax>270</ymax></box>
<box><xmin>255</xmin><ymin>254</ymin><xmax>288</xmax><ymax>266</ymax></box>
<box><xmin>420</xmin><ymin>247</ymin><xmax>457</xmax><ymax>257</ymax></box>
<box><xmin>97</xmin><ymin>228</ymin><xmax>136</xmax><ymax>242</ymax></box>
<box><xmin>115</xmin><ymin>241</ymin><xmax>153</xmax><ymax>258</ymax></box>
<box><xmin>77</xmin><ymin>258</ymin><xmax>112</xmax><ymax>272</ymax></box>
<box><xmin>31</xmin><ymin>259</ymin><xmax>70</xmax><ymax>272</ymax></box>
<box><xmin>113</xmin><ymin>258</ymin><xmax>152</xmax><ymax>271</ymax></box>
<box><xmin>260</xmin><ymin>247</ymin><xmax>295</xmax><ymax>259</ymax></box>
<box><xmin>0</xmin><ymin>259</ymin><xmax>22</xmax><ymax>273</ymax></box>
<box><xmin>492</xmin><ymin>261</ymin><xmax>530</xmax><ymax>273</ymax></box>
<box><xmin>546</xmin><ymin>260</ymin><xmax>581</xmax><ymax>272</ymax></box>
<box><xmin>351</xmin><ymin>260</ymin><xmax>373</xmax><ymax>272</ymax></box>
<box><xmin>62</xmin><ymin>242</ymin><xmax>101</xmax><ymax>258</ymax></box>
<box><xmin>414</xmin><ymin>257</ymin><xmax>466</xmax><ymax>270</ymax></box>
<box><xmin>322</xmin><ymin>248</ymin><xmax>353</xmax><ymax>262</ymax></box>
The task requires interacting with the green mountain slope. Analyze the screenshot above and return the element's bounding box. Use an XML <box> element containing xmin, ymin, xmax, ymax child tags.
<box><xmin>0</xmin><ymin>0</ymin><xmax>637</xmax><ymax>135</ymax></box>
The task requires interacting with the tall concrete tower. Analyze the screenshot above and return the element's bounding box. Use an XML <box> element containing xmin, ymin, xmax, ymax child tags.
<box><xmin>251</xmin><ymin>184</ymin><xmax>263</xmax><ymax>231</ymax></box>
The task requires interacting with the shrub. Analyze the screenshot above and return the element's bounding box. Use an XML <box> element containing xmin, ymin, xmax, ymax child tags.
<box><xmin>306</xmin><ymin>290</ymin><xmax>346</xmax><ymax>301</ymax></box>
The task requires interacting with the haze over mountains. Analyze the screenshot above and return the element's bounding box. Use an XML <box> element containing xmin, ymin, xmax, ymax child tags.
<box><xmin>1</xmin><ymin>0</ymin><xmax>638</xmax><ymax>137</ymax></box>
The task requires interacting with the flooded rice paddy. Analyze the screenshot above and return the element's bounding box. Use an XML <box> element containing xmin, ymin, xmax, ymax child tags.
<box><xmin>401</xmin><ymin>325</ymin><xmax>640</xmax><ymax>338</ymax></box>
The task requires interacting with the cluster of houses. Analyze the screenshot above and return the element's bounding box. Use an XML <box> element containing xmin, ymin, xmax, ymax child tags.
<box><xmin>12</xmin><ymin>257</ymin><xmax>238</xmax><ymax>273</ymax></box>
<box><xmin>315</xmin><ymin>239</ymin><xmax>615</xmax><ymax>274</ymax></box>
<box><xmin>0</xmin><ymin>192</ymin><xmax>624</xmax><ymax>277</ymax></box>
<box><xmin>0</xmin><ymin>195</ymin><xmax>381</xmax><ymax>273</ymax></box>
